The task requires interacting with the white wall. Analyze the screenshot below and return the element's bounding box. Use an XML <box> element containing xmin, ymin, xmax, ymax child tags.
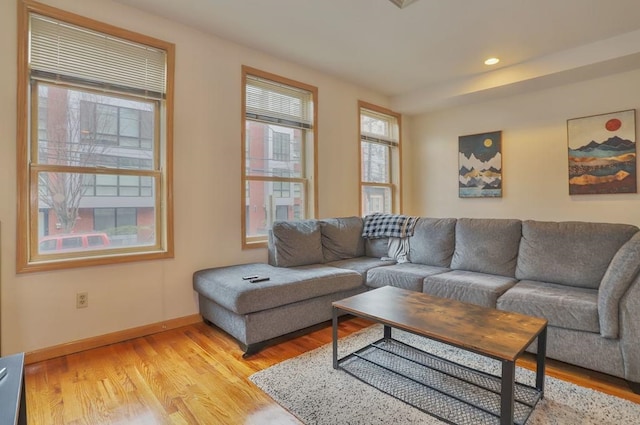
<box><xmin>406</xmin><ymin>69</ymin><xmax>640</xmax><ymax>227</ymax></box>
<box><xmin>0</xmin><ymin>0</ymin><xmax>389</xmax><ymax>354</ymax></box>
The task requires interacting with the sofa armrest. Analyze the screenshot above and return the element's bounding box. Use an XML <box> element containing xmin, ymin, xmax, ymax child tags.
<box><xmin>620</xmin><ymin>273</ymin><xmax>640</xmax><ymax>382</ymax></box>
<box><xmin>598</xmin><ymin>231</ymin><xmax>640</xmax><ymax>338</ymax></box>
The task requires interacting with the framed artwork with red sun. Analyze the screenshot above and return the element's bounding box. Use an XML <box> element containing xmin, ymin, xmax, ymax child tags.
<box><xmin>567</xmin><ymin>109</ymin><xmax>636</xmax><ymax>195</ymax></box>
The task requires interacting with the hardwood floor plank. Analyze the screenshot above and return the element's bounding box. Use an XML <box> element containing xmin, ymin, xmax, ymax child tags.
<box><xmin>25</xmin><ymin>317</ymin><xmax>638</xmax><ymax>425</ymax></box>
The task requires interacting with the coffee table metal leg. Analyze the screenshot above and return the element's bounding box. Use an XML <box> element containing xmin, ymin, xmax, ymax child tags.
<box><xmin>501</xmin><ymin>360</ymin><xmax>515</xmax><ymax>425</ymax></box>
<box><xmin>332</xmin><ymin>306</ymin><xmax>339</xmax><ymax>369</ymax></box>
<box><xmin>384</xmin><ymin>325</ymin><xmax>391</xmax><ymax>339</ymax></box>
<box><xmin>536</xmin><ymin>325</ymin><xmax>547</xmax><ymax>397</ymax></box>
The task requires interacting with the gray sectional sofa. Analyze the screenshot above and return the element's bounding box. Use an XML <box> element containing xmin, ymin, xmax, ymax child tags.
<box><xmin>193</xmin><ymin>215</ymin><xmax>640</xmax><ymax>391</ymax></box>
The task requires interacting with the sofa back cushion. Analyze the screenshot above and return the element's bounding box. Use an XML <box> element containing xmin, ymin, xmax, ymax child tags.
<box><xmin>450</xmin><ymin>218</ymin><xmax>522</xmax><ymax>277</ymax></box>
<box><xmin>269</xmin><ymin>220</ymin><xmax>324</xmax><ymax>267</ymax></box>
<box><xmin>516</xmin><ymin>220</ymin><xmax>638</xmax><ymax>289</ymax></box>
<box><xmin>409</xmin><ymin>218</ymin><xmax>457</xmax><ymax>267</ymax></box>
<box><xmin>320</xmin><ymin>216</ymin><xmax>365</xmax><ymax>262</ymax></box>
<box><xmin>365</xmin><ymin>237</ymin><xmax>389</xmax><ymax>258</ymax></box>
<box><xmin>598</xmin><ymin>231</ymin><xmax>640</xmax><ymax>338</ymax></box>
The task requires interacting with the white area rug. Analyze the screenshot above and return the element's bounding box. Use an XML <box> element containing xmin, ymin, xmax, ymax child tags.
<box><xmin>250</xmin><ymin>325</ymin><xmax>640</xmax><ymax>425</ymax></box>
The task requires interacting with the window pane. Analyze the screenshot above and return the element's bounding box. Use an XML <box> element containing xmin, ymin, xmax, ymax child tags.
<box><xmin>361</xmin><ymin>114</ymin><xmax>390</xmax><ymax>139</ymax></box>
<box><xmin>21</xmin><ymin>5</ymin><xmax>173</xmax><ymax>271</ymax></box>
<box><xmin>85</xmin><ymin>174</ymin><xmax>153</xmax><ymax>197</ymax></box>
<box><xmin>119</xmin><ymin>137</ymin><xmax>140</xmax><ymax>148</ymax></box>
<box><xmin>140</xmin><ymin>110</ymin><xmax>154</xmax><ymax>139</ymax></box>
<box><xmin>37</xmin><ymin>83</ymin><xmax>155</xmax><ymax>170</ymax></box>
<box><xmin>362</xmin><ymin>186</ymin><xmax>392</xmax><ymax>215</ymax></box>
<box><xmin>361</xmin><ymin>141</ymin><xmax>389</xmax><ymax>183</ymax></box>
<box><xmin>96</xmin><ymin>186</ymin><xmax>118</xmax><ymax>196</ymax></box>
<box><xmin>82</xmin><ymin>174</ymin><xmax>96</xmax><ymax>196</ymax></box>
<box><xmin>272</xmin><ymin>132</ymin><xmax>290</xmax><ymax>161</ymax></box>
<box><xmin>119</xmin><ymin>187</ymin><xmax>140</xmax><ymax>196</ymax></box>
<box><xmin>245</xmin><ymin>180</ymin><xmax>305</xmax><ymax>238</ymax></box>
<box><xmin>245</xmin><ymin>121</ymin><xmax>303</xmax><ymax>178</ymax></box>
<box><xmin>119</xmin><ymin>108</ymin><xmax>140</xmax><ymax>138</ymax></box>
<box><xmin>87</xmin><ymin>235</ymin><xmax>108</xmax><ymax>247</ymax></box>
<box><xmin>96</xmin><ymin>175</ymin><xmax>118</xmax><ymax>185</ymax></box>
<box><xmin>37</xmin><ymin>172</ymin><xmax>156</xmax><ymax>254</ymax></box>
<box><xmin>117</xmin><ymin>208</ymin><xmax>137</xmax><ymax>226</ymax></box>
<box><xmin>242</xmin><ymin>69</ymin><xmax>316</xmax><ymax>247</ymax></box>
<box><xmin>96</xmin><ymin>104</ymin><xmax>118</xmax><ymax>136</ymax></box>
<box><xmin>275</xmin><ymin>205</ymin><xmax>288</xmax><ymax>220</ymax></box>
<box><xmin>94</xmin><ymin>208</ymin><xmax>116</xmax><ymax>231</ymax></box>
<box><xmin>61</xmin><ymin>237</ymin><xmax>82</xmax><ymax>249</ymax></box>
<box><xmin>120</xmin><ymin>175</ymin><xmax>140</xmax><ymax>186</ymax></box>
<box><xmin>39</xmin><ymin>239</ymin><xmax>57</xmax><ymax>251</ymax></box>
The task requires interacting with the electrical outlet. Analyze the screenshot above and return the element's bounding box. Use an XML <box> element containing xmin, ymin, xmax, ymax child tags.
<box><xmin>76</xmin><ymin>292</ymin><xmax>88</xmax><ymax>309</ymax></box>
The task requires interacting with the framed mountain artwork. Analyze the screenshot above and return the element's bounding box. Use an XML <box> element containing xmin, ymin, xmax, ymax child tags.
<box><xmin>567</xmin><ymin>110</ymin><xmax>636</xmax><ymax>195</ymax></box>
<box><xmin>458</xmin><ymin>131</ymin><xmax>502</xmax><ymax>198</ymax></box>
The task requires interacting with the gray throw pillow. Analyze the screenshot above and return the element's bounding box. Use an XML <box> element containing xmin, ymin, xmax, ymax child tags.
<box><xmin>270</xmin><ymin>220</ymin><xmax>324</xmax><ymax>267</ymax></box>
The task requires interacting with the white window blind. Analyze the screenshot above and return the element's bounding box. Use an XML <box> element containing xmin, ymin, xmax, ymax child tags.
<box><xmin>30</xmin><ymin>14</ymin><xmax>166</xmax><ymax>99</ymax></box>
<box><xmin>245</xmin><ymin>75</ymin><xmax>313</xmax><ymax>129</ymax></box>
<box><xmin>361</xmin><ymin>108</ymin><xmax>398</xmax><ymax>146</ymax></box>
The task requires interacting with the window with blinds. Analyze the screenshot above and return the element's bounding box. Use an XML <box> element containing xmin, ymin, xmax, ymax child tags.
<box><xmin>17</xmin><ymin>1</ymin><xmax>175</xmax><ymax>272</ymax></box>
<box><xmin>245</xmin><ymin>75</ymin><xmax>313</xmax><ymax>129</ymax></box>
<box><xmin>29</xmin><ymin>14</ymin><xmax>166</xmax><ymax>98</ymax></box>
<box><xmin>359</xmin><ymin>102</ymin><xmax>402</xmax><ymax>216</ymax></box>
<box><xmin>361</xmin><ymin>108</ymin><xmax>399</xmax><ymax>147</ymax></box>
<box><xmin>242</xmin><ymin>67</ymin><xmax>318</xmax><ymax>248</ymax></box>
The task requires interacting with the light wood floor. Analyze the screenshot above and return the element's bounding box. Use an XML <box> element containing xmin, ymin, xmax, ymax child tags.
<box><xmin>25</xmin><ymin>318</ymin><xmax>640</xmax><ymax>424</ymax></box>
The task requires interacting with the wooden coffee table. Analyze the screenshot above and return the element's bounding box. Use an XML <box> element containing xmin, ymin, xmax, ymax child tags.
<box><xmin>332</xmin><ymin>286</ymin><xmax>547</xmax><ymax>425</ymax></box>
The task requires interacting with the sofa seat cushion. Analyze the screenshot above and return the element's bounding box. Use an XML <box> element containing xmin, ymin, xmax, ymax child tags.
<box><xmin>193</xmin><ymin>263</ymin><xmax>362</xmax><ymax>315</ymax></box>
<box><xmin>422</xmin><ymin>270</ymin><xmax>517</xmax><ymax>308</ymax></box>
<box><xmin>450</xmin><ymin>218</ymin><xmax>522</xmax><ymax>277</ymax></box>
<box><xmin>516</xmin><ymin>220</ymin><xmax>638</xmax><ymax>289</ymax></box>
<box><xmin>325</xmin><ymin>257</ymin><xmax>395</xmax><ymax>277</ymax></box>
<box><xmin>497</xmin><ymin>280</ymin><xmax>599</xmax><ymax>333</ymax></box>
<box><xmin>366</xmin><ymin>263</ymin><xmax>448</xmax><ymax>292</ymax></box>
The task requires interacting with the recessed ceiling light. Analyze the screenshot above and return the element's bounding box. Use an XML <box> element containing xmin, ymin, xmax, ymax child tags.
<box><xmin>484</xmin><ymin>57</ymin><xmax>500</xmax><ymax>66</ymax></box>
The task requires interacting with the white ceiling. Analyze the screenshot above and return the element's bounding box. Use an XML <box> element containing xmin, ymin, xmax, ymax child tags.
<box><xmin>114</xmin><ymin>0</ymin><xmax>640</xmax><ymax>114</ymax></box>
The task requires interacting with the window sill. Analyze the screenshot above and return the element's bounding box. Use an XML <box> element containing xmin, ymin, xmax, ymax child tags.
<box><xmin>17</xmin><ymin>249</ymin><xmax>174</xmax><ymax>273</ymax></box>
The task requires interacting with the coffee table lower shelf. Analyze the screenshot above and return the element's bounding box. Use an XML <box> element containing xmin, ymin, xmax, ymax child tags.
<box><xmin>337</xmin><ymin>338</ymin><xmax>542</xmax><ymax>425</ymax></box>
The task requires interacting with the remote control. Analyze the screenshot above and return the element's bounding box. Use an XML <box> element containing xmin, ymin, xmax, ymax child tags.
<box><xmin>0</xmin><ymin>367</ymin><xmax>6</xmax><ymax>381</ymax></box>
<box><xmin>242</xmin><ymin>275</ymin><xmax>259</xmax><ymax>280</ymax></box>
<box><xmin>250</xmin><ymin>277</ymin><xmax>270</xmax><ymax>283</ymax></box>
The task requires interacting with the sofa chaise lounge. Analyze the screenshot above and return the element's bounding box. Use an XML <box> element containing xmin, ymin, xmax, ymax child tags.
<box><xmin>193</xmin><ymin>215</ymin><xmax>640</xmax><ymax>391</ymax></box>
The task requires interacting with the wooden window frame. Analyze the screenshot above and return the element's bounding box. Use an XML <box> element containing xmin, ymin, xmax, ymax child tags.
<box><xmin>241</xmin><ymin>66</ymin><xmax>318</xmax><ymax>249</ymax></box>
<box><xmin>17</xmin><ymin>0</ymin><xmax>175</xmax><ymax>272</ymax></box>
<box><xmin>358</xmin><ymin>101</ymin><xmax>402</xmax><ymax>216</ymax></box>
